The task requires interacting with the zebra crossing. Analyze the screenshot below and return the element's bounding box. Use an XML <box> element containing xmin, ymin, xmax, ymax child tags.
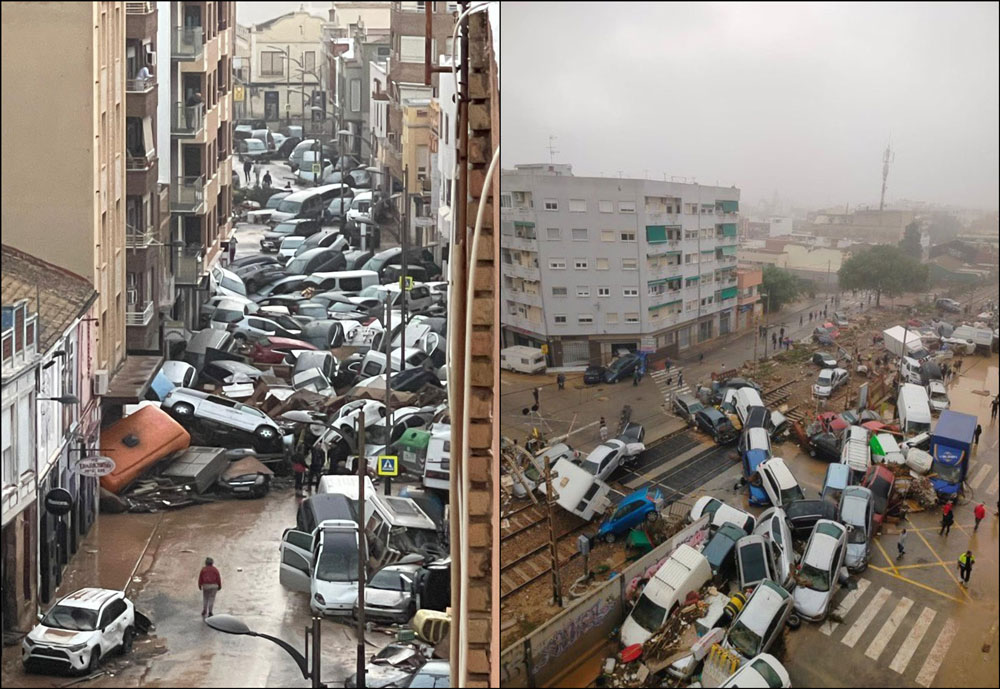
<box><xmin>811</xmin><ymin>577</ymin><xmax>958</xmax><ymax>687</ymax></box>
<box><xmin>650</xmin><ymin>367</ymin><xmax>691</xmax><ymax>406</ymax></box>
<box><xmin>965</xmin><ymin>456</ymin><xmax>1000</xmax><ymax>498</ymax></box>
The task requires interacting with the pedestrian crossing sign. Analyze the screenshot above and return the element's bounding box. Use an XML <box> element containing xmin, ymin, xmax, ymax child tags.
<box><xmin>377</xmin><ymin>455</ymin><xmax>398</xmax><ymax>476</ymax></box>
<box><xmin>399</xmin><ymin>276</ymin><xmax>414</xmax><ymax>291</ymax></box>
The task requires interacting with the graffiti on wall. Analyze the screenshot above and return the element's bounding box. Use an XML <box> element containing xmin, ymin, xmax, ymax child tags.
<box><xmin>531</xmin><ymin>590</ymin><xmax>617</xmax><ymax>671</ymax></box>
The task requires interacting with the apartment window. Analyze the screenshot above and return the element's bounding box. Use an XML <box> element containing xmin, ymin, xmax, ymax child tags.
<box><xmin>547</xmin><ymin>228</ymin><xmax>560</xmax><ymax>240</ymax></box>
<box><xmin>598</xmin><ymin>287</ymin><xmax>610</xmax><ymax>297</ymax></box>
<box><xmin>304</xmin><ymin>51</ymin><xmax>316</xmax><ymax>73</ymax></box>
<box><xmin>552</xmin><ymin>287</ymin><xmax>567</xmax><ymax>297</ymax></box>
<box><xmin>260</xmin><ymin>51</ymin><xmax>283</xmax><ymax>76</ymax></box>
<box><xmin>578</xmin><ymin>315</ymin><xmax>594</xmax><ymax>325</ymax></box>
<box><xmin>500</xmin><ymin>194</ymin><xmax>512</xmax><ymax>208</ymax></box>
<box><xmin>350</xmin><ymin>79</ymin><xmax>361</xmax><ymax>112</ymax></box>
<box><xmin>598</xmin><ymin>200</ymin><xmax>613</xmax><ymax>213</ymax></box>
<box><xmin>554</xmin><ymin>315</ymin><xmax>567</xmax><ymax>324</ymax></box>
<box><xmin>569</xmin><ymin>199</ymin><xmax>587</xmax><ymax>212</ymax></box>
<box><xmin>576</xmin><ymin>286</ymin><xmax>590</xmax><ymax>297</ymax></box>
<box><xmin>623</xmin><ymin>287</ymin><xmax>638</xmax><ymax>297</ymax></box>
<box><xmin>625</xmin><ymin>313</ymin><xmax>640</xmax><ymax>324</ymax></box>
<box><xmin>572</xmin><ymin>228</ymin><xmax>588</xmax><ymax>241</ymax></box>
<box><xmin>606</xmin><ymin>313</ymin><xmax>619</xmax><ymax>324</ymax></box>
<box><xmin>595</xmin><ymin>230</ymin><xmax>613</xmax><ymax>242</ymax></box>
<box><xmin>619</xmin><ymin>201</ymin><xmax>636</xmax><ymax>213</ymax></box>
<box><xmin>549</xmin><ymin>259</ymin><xmax>566</xmax><ymax>270</ymax></box>
<box><xmin>596</xmin><ymin>258</ymin><xmax>610</xmax><ymax>270</ymax></box>
<box><xmin>620</xmin><ymin>231</ymin><xmax>636</xmax><ymax>242</ymax></box>
<box><xmin>622</xmin><ymin>258</ymin><xmax>638</xmax><ymax>270</ymax></box>
<box><xmin>1</xmin><ymin>405</ymin><xmax>13</xmax><ymax>485</ymax></box>
<box><xmin>543</xmin><ymin>199</ymin><xmax>559</xmax><ymax>211</ymax></box>
<box><xmin>574</xmin><ymin>259</ymin><xmax>588</xmax><ymax>270</ymax></box>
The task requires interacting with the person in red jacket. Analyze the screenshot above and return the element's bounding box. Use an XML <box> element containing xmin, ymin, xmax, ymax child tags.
<box><xmin>198</xmin><ymin>557</ymin><xmax>222</xmax><ymax>618</ymax></box>
<box><xmin>974</xmin><ymin>502</ymin><xmax>986</xmax><ymax>531</ymax></box>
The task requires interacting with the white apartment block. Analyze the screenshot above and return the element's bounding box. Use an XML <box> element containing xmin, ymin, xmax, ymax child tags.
<box><xmin>501</xmin><ymin>164</ymin><xmax>741</xmax><ymax>366</ymax></box>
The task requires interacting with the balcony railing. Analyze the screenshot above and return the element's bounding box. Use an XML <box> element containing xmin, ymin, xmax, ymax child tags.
<box><xmin>506</xmin><ymin>289</ymin><xmax>543</xmax><ymax>308</ymax></box>
<box><xmin>126</xmin><ymin>150</ymin><xmax>156</xmax><ymax>171</ymax></box>
<box><xmin>126</xmin><ymin>301</ymin><xmax>154</xmax><ymax>326</ymax></box>
<box><xmin>125</xmin><ymin>224</ymin><xmax>153</xmax><ymax>248</ymax></box>
<box><xmin>172</xmin><ymin>26</ymin><xmax>204</xmax><ymax>59</ymax></box>
<box><xmin>171</xmin><ymin>176</ymin><xmax>205</xmax><ymax>212</ymax></box>
<box><xmin>502</xmin><ymin>262</ymin><xmax>540</xmax><ymax>281</ymax></box>
<box><xmin>175</xmin><ymin>245</ymin><xmax>204</xmax><ymax>284</ymax></box>
<box><xmin>126</xmin><ymin>1</ymin><xmax>153</xmax><ymax>13</ymax></box>
<box><xmin>171</xmin><ymin>103</ymin><xmax>204</xmax><ymax>135</ymax></box>
<box><xmin>126</xmin><ymin>76</ymin><xmax>156</xmax><ymax>93</ymax></box>
<box><xmin>501</xmin><ymin>235</ymin><xmax>537</xmax><ymax>252</ymax></box>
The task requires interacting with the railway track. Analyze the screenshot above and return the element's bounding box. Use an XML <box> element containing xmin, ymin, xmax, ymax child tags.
<box><xmin>500</xmin><ymin>520</ymin><xmax>591</xmax><ymax>600</ymax></box>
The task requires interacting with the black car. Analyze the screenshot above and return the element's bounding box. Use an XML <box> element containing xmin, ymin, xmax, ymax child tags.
<box><xmin>199</xmin><ymin>360</ymin><xmax>265</xmax><ymax>387</ymax></box>
<box><xmin>230</xmin><ymin>254</ymin><xmax>283</xmax><ymax>271</ymax></box>
<box><xmin>391</xmin><ymin>367</ymin><xmax>443</xmax><ymax>392</ymax></box>
<box><xmin>808</xmin><ymin>432</ymin><xmax>841</xmax><ymax>462</ymax></box>
<box><xmin>743</xmin><ymin>405</ymin><xmax>770</xmax><ymax>432</ymax></box>
<box><xmin>603</xmin><ymin>353</ymin><xmax>641</xmax><ymax>383</ymax></box>
<box><xmin>260</xmin><ymin>219</ymin><xmax>322</xmax><ymax>253</ymax></box>
<box><xmin>344</xmin><ymin>249</ymin><xmax>374</xmax><ymax>271</ymax></box>
<box><xmin>239</xmin><ymin>264</ymin><xmax>289</xmax><ymax>293</ymax></box>
<box><xmin>812</xmin><ymin>352</ymin><xmax>837</xmax><ymax>368</ymax></box>
<box><xmin>583</xmin><ymin>365</ymin><xmax>606</xmax><ymax>385</ymax></box>
<box><xmin>784</xmin><ymin>499</ymin><xmax>839</xmax><ymax>539</ymax></box>
<box><xmin>619</xmin><ymin>422</ymin><xmax>645</xmax><ymax>445</ymax></box>
<box><xmin>275</xmin><ymin>135</ymin><xmax>302</xmax><ymax>160</ymax></box>
<box><xmin>284</xmin><ymin>247</ymin><xmax>347</xmax><ymax>275</ymax></box>
<box><xmin>694</xmin><ymin>408</ymin><xmax>737</xmax><ymax>444</ymax></box>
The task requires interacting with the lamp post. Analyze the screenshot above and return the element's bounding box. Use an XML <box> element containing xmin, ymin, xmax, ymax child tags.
<box><xmin>38</xmin><ymin>395</ymin><xmax>80</xmax><ymax>404</ymax></box>
<box><xmin>205</xmin><ymin>614</ymin><xmax>325</xmax><ymax>688</ymax></box>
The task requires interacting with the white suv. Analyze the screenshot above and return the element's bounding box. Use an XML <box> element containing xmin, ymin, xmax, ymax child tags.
<box><xmin>162</xmin><ymin>388</ymin><xmax>286</xmax><ymax>451</ymax></box>
<box><xmin>22</xmin><ymin>588</ymin><xmax>135</xmax><ymax>675</ymax></box>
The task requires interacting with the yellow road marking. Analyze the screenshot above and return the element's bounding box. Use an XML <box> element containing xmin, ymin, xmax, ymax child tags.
<box><xmin>868</xmin><ymin>566</ymin><xmax>967</xmax><ymax>605</ymax></box>
<box><xmin>873</xmin><ymin>537</ymin><xmax>899</xmax><ymax>575</ymax></box>
<box><xmin>912</xmin><ymin>528</ymin><xmax>971</xmax><ymax>602</ymax></box>
<box><xmin>894</xmin><ymin>562</ymin><xmax>951</xmax><ymax>570</ymax></box>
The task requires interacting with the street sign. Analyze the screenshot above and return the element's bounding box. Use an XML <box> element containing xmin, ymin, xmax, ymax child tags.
<box><xmin>44</xmin><ymin>488</ymin><xmax>73</xmax><ymax>516</ymax></box>
<box><xmin>233</xmin><ymin>85</ymin><xmax>245</xmax><ymax>102</ymax></box>
<box><xmin>377</xmin><ymin>455</ymin><xmax>398</xmax><ymax>477</ymax></box>
<box><xmin>74</xmin><ymin>456</ymin><xmax>116</xmax><ymax>478</ymax></box>
<box><xmin>540</xmin><ymin>344</ymin><xmax>549</xmax><ymax>355</ymax></box>
<box><xmin>399</xmin><ymin>276</ymin><xmax>414</xmax><ymax>291</ymax></box>
<box><xmin>311</xmin><ymin>162</ymin><xmax>322</xmax><ymax>176</ymax></box>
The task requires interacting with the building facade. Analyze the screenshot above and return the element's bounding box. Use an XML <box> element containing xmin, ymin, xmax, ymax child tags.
<box><xmin>735</xmin><ymin>267</ymin><xmax>763</xmax><ymax>331</ymax></box>
<box><xmin>333</xmin><ymin>24</ymin><xmax>390</xmax><ymax>162</ymax></box>
<box><xmin>168</xmin><ymin>0</ymin><xmax>235</xmax><ymax>333</ymax></box>
<box><xmin>501</xmin><ymin>166</ymin><xmax>741</xmax><ymax>366</ymax></box>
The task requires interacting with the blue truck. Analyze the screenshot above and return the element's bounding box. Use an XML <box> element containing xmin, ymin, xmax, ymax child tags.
<box><xmin>929</xmin><ymin>410</ymin><xmax>977</xmax><ymax>498</ymax></box>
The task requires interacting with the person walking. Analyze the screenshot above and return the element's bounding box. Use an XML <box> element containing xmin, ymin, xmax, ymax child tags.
<box><xmin>896</xmin><ymin>528</ymin><xmax>907</xmax><ymax>560</ymax></box>
<box><xmin>957</xmin><ymin>550</ymin><xmax>975</xmax><ymax>586</ymax></box>
<box><xmin>599</xmin><ymin>417</ymin><xmax>608</xmax><ymax>442</ymax></box>
<box><xmin>799</xmin><ymin>314</ymin><xmax>803</xmax><ymax>326</ymax></box>
<box><xmin>974</xmin><ymin>423</ymin><xmax>982</xmax><ymax>446</ymax></box>
<box><xmin>991</xmin><ymin>395</ymin><xmax>999</xmax><ymax>421</ymax></box>
<box><xmin>939</xmin><ymin>507</ymin><xmax>955</xmax><ymax>536</ymax></box>
<box><xmin>771</xmin><ymin>332</ymin><xmax>777</xmax><ymax>349</ymax></box>
<box><xmin>665</xmin><ymin>358</ymin><xmax>672</xmax><ymax>372</ymax></box>
<box><xmin>228</xmin><ymin>234</ymin><xmax>238</xmax><ymax>264</ymax></box>
<box><xmin>633</xmin><ymin>366</ymin><xmax>641</xmax><ymax>386</ymax></box>
<box><xmin>532</xmin><ymin>386</ymin><xmax>540</xmax><ymax>409</ymax></box>
<box><xmin>253</xmin><ymin>161</ymin><xmax>262</xmax><ymax>187</ymax></box>
<box><xmin>308</xmin><ymin>445</ymin><xmax>325</xmax><ymax>492</ymax></box>
<box><xmin>243</xmin><ymin>157</ymin><xmax>252</xmax><ymax>184</ymax></box>
<box><xmin>678</xmin><ymin>370</ymin><xmax>683</xmax><ymax>386</ymax></box>
<box><xmin>198</xmin><ymin>557</ymin><xmax>222</xmax><ymax>618</ymax></box>
<box><xmin>779</xmin><ymin>327</ymin><xmax>785</xmax><ymax>339</ymax></box>
<box><xmin>699</xmin><ymin>352</ymin><xmax>704</xmax><ymax>365</ymax></box>
<box><xmin>556</xmin><ymin>373</ymin><xmax>566</xmax><ymax>390</ymax></box>
<box><xmin>974</xmin><ymin>502</ymin><xmax>986</xmax><ymax>530</ymax></box>
<box><xmin>263</xmin><ymin>170</ymin><xmax>272</xmax><ymax>189</ymax></box>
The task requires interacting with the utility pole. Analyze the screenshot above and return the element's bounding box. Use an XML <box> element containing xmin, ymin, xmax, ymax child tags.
<box><xmin>879</xmin><ymin>141</ymin><xmax>893</xmax><ymax>215</ymax></box>
<box><xmin>547</xmin><ymin>135</ymin><xmax>558</xmax><ymax>164</ymax></box>
<box><xmin>384</xmin><ymin>300</ymin><xmax>393</xmax><ymax>496</ymax></box>
<box><xmin>286</xmin><ymin>44</ymin><xmax>291</xmax><ymax>128</ymax></box>
<box><xmin>544</xmin><ymin>456</ymin><xmax>562</xmax><ymax>607</ymax></box>
<box><xmin>309</xmin><ymin>615</ymin><xmax>322</xmax><ymax>688</ymax></box>
<box><xmin>400</xmin><ymin>164</ymin><xmax>409</xmax><ymax>359</ymax></box>
<box><xmin>355</xmin><ymin>415</ymin><xmax>367</xmax><ymax>689</ymax></box>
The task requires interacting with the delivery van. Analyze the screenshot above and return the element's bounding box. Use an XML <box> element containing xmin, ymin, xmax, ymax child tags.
<box><xmin>500</xmin><ymin>346</ymin><xmax>547</xmax><ymax>374</ymax></box>
<box><xmin>897</xmin><ymin>383</ymin><xmax>932</xmax><ymax>436</ymax></box>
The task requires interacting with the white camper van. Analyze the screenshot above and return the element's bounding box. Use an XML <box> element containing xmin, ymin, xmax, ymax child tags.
<box><xmin>500</xmin><ymin>346</ymin><xmax>547</xmax><ymax>374</ymax></box>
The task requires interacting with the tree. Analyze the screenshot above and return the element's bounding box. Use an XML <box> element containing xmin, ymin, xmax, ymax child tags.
<box><xmin>839</xmin><ymin>245</ymin><xmax>928</xmax><ymax>306</ymax></box>
<box><xmin>760</xmin><ymin>265</ymin><xmax>806</xmax><ymax>313</ymax></box>
<box><xmin>899</xmin><ymin>222</ymin><xmax>922</xmax><ymax>259</ymax></box>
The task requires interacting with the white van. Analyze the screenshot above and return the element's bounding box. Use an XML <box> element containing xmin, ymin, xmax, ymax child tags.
<box><xmin>620</xmin><ymin>544</ymin><xmax>711</xmax><ymax>646</ymax></box>
<box><xmin>500</xmin><ymin>346</ymin><xmax>547</xmax><ymax>374</ymax></box>
<box><xmin>899</xmin><ymin>356</ymin><xmax>922</xmax><ymax>385</ymax></box>
<box><xmin>897</xmin><ymin>383</ymin><xmax>932</xmax><ymax>435</ymax></box>
<box><xmin>424</xmin><ymin>424</ymin><xmax>450</xmax><ymax>491</ymax></box>
<box><xmin>735</xmin><ymin>388</ymin><xmax>766</xmax><ymax>427</ymax></box>
<box><xmin>550</xmin><ymin>458</ymin><xmax>612</xmax><ymax>521</ymax></box>
<box><xmin>278</xmin><ymin>519</ymin><xmax>362</xmax><ymax>616</ymax></box>
<box><xmin>358</xmin><ymin>348</ymin><xmax>432</xmax><ymax>378</ymax></box>
<box><xmin>840</xmin><ymin>425</ymin><xmax>871</xmax><ymax>481</ymax></box>
<box><xmin>305</xmin><ymin>269</ymin><xmax>380</xmax><ymax>294</ymax></box>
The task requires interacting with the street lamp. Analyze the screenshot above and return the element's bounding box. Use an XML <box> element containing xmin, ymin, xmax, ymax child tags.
<box><xmin>39</xmin><ymin>395</ymin><xmax>80</xmax><ymax>404</ymax></box>
<box><xmin>205</xmin><ymin>614</ymin><xmax>325</xmax><ymax>688</ymax></box>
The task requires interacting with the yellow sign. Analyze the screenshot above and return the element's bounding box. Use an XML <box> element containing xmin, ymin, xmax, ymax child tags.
<box><xmin>312</xmin><ymin>163</ymin><xmax>322</xmax><ymax>175</ymax></box>
<box><xmin>399</xmin><ymin>276</ymin><xmax>414</xmax><ymax>291</ymax></box>
<box><xmin>233</xmin><ymin>85</ymin><xmax>245</xmax><ymax>102</ymax></box>
<box><xmin>540</xmin><ymin>344</ymin><xmax>549</xmax><ymax>355</ymax></box>
<box><xmin>377</xmin><ymin>455</ymin><xmax>398</xmax><ymax>477</ymax></box>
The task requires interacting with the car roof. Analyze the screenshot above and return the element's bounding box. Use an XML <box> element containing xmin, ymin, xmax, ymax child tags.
<box><xmin>803</xmin><ymin>521</ymin><xmax>844</xmax><ymax>567</ymax></box>
<box><xmin>58</xmin><ymin>587</ymin><xmax>123</xmax><ymax>610</ymax></box>
<box><xmin>701</xmin><ymin>408</ymin><xmax>725</xmax><ymax>420</ymax></box>
<box><xmin>747</xmin><ymin>427</ymin><xmax>769</xmax><ymax>448</ymax></box>
<box><xmin>761</xmin><ymin>458</ymin><xmax>796</xmax><ymax>487</ymax></box>
<box><xmin>737</xmin><ymin>580</ymin><xmax>789</xmax><ymax>635</ymax></box>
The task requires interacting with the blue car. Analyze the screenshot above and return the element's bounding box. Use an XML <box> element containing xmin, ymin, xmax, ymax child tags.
<box><xmin>596</xmin><ymin>487</ymin><xmax>664</xmax><ymax>543</ymax></box>
<box><xmin>743</xmin><ymin>449</ymin><xmax>770</xmax><ymax>506</ymax></box>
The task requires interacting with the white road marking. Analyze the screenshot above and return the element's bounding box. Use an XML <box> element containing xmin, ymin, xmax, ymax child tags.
<box><xmin>968</xmin><ymin>463</ymin><xmax>991</xmax><ymax>491</ymax></box>
<box><xmin>820</xmin><ymin>578</ymin><xmax>871</xmax><ymax>636</ymax></box>
<box><xmin>914</xmin><ymin>616</ymin><xmax>958</xmax><ymax>687</ymax></box>
<box><xmin>551</xmin><ymin>419</ymin><xmax>600</xmax><ymax>442</ymax></box>
<box><xmin>988</xmin><ymin>471</ymin><xmax>998</xmax><ymax>496</ymax></box>
<box><xmin>889</xmin><ymin>605</ymin><xmax>936</xmax><ymax>674</ymax></box>
<box><xmin>840</xmin><ymin>586</ymin><xmax>890</xmax><ymax>648</ymax></box>
<box><xmin>865</xmin><ymin>596</ymin><xmax>913</xmax><ymax>660</ymax></box>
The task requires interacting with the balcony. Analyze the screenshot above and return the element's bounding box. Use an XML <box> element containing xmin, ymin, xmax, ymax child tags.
<box><xmin>126</xmin><ymin>150</ymin><xmax>156</xmax><ymax>171</ymax></box>
<box><xmin>126</xmin><ymin>76</ymin><xmax>156</xmax><ymax>93</ymax></box>
<box><xmin>502</xmin><ymin>313</ymin><xmax>545</xmax><ymax>334</ymax></box>
<box><xmin>171</xmin><ymin>103</ymin><xmax>204</xmax><ymax>136</ymax></box>
<box><xmin>506</xmin><ymin>289</ymin><xmax>543</xmax><ymax>308</ymax></box>
<box><xmin>125</xmin><ymin>224</ymin><xmax>153</xmax><ymax>248</ymax></box>
<box><xmin>172</xmin><ymin>26</ymin><xmax>204</xmax><ymax>60</ymax></box>
<box><xmin>125</xmin><ymin>2</ymin><xmax>153</xmax><ymax>13</ymax></box>
<box><xmin>126</xmin><ymin>301</ymin><xmax>155</xmax><ymax>327</ymax></box>
<box><xmin>171</xmin><ymin>176</ymin><xmax>205</xmax><ymax>213</ymax></box>
<box><xmin>175</xmin><ymin>245</ymin><xmax>204</xmax><ymax>285</ymax></box>
<box><xmin>502</xmin><ymin>207</ymin><xmax>536</xmax><ymax>221</ymax></box>
<box><xmin>501</xmin><ymin>235</ymin><xmax>537</xmax><ymax>252</ymax></box>
<box><xmin>126</xmin><ymin>2</ymin><xmax>156</xmax><ymax>37</ymax></box>
<box><xmin>502</xmin><ymin>262</ymin><xmax>540</xmax><ymax>281</ymax></box>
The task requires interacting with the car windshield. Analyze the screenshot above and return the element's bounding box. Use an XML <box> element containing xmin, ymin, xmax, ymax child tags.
<box><xmin>818</xmin><ymin>371</ymin><xmax>833</xmax><ymax>384</ymax></box>
<box><xmin>390</xmin><ymin>526</ymin><xmax>440</xmax><ymax>555</ymax></box>
<box><xmin>750</xmin><ymin>658</ymin><xmax>783</xmax><ymax>687</ymax></box>
<box><xmin>739</xmin><ymin>544</ymin><xmax>768</xmax><ymax>584</ymax></box>
<box><xmin>246</xmin><ymin>139</ymin><xmax>266</xmax><ymax>152</ymax></box>
<box><xmin>272</xmin><ymin>222</ymin><xmax>299</xmax><ymax>234</ymax></box>
<box><xmin>41</xmin><ymin>604</ymin><xmax>99</xmax><ymax>632</ymax></box>
<box><xmin>847</xmin><ymin>524</ymin><xmax>868</xmax><ymax>544</ymax></box>
<box><xmin>285</xmin><ymin>256</ymin><xmax>312</xmax><ymax>273</ymax></box>
<box><xmin>727</xmin><ymin>617</ymin><xmax>762</xmax><ymax>658</ymax></box>
<box><xmin>315</xmin><ymin>532</ymin><xmax>359</xmax><ymax>582</ymax></box>
<box><xmin>266</xmin><ymin>195</ymin><xmax>288</xmax><ymax>209</ymax></box>
<box><xmin>931</xmin><ymin>460</ymin><xmax>963</xmax><ymax>483</ymax></box>
<box><xmin>798</xmin><ymin>562</ymin><xmax>831</xmax><ymax>592</ymax></box>
<box><xmin>369</xmin><ymin>569</ymin><xmax>405</xmax><ymax>591</ymax></box>
<box><xmin>327</xmin><ymin>198</ymin><xmax>348</xmax><ymax>212</ymax></box>
<box><xmin>608</xmin><ymin>356</ymin><xmax>634</xmax><ymax>373</ymax></box>
<box><xmin>869</xmin><ymin>478</ymin><xmax>891</xmax><ymax>512</ymax></box>
<box><xmin>780</xmin><ymin>485</ymin><xmax>805</xmax><ymax>504</ymax></box>
<box><xmin>366</xmin><ymin>424</ymin><xmax>390</xmax><ymax>445</ymax></box>
<box><xmin>282</xmin><ymin>238</ymin><xmax>306</xmax><ymax>249</ymax></box>
<box><xmin>213</xmin><ymin>308</ymin><xmax>244</xmax><ymax>322</ymax></box>
<box><xmin>363</xmin><ymin>256</ymin><xmax>388</xmax><ymax>272</ymax></box>
<box><xmin>221</xmin><ymin>276</ymin><xmax>246</xmax><ymax>295</ymax></box>
<box><xmin>630</xmin><ymin>593</ymin><xmax>667</xmax><ymax>633</ymax></box>
<box><xmin>277</xmin><ymin>199</ymin><xmax>303</xmax><ymax>213</ymax></box>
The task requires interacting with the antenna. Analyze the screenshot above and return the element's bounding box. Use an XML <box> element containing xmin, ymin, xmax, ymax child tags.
<box><xmin>547</xmin><ymin>135</ymin><xmax>558</xmax><ymax>164</ymax></box>
<box><xmin>879</xmin><ymin>139</ymin><xmax>894</xmax><ymax>214</ymax></box>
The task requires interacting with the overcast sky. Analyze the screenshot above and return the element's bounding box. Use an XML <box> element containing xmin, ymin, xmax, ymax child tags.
<box><xmin>237</xmin><ymin>2</ymin><xmax>328</xmax><ymax>27</ymax></box>
<box><xmin>501</xmin><ymin>2</ymin><xmax>999</xmax><ymax>211</ymax></box>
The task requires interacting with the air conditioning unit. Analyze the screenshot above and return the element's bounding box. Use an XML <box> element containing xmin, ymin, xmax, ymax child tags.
<box><xmin>93</xmin><ymin>369</ymin><xmax>109</xmax><ymax>396</ymax></box>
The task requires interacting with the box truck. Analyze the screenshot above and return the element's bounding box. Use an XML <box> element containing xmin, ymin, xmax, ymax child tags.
<box><xmin>883</xmin><ymin>326</ymin><xmax>930</xmax><ymax>361</ymax></box>
<box><xmin>929</xmin><ymin>410</ymin><xmax>977</xmax><ymax>498</ymax></box>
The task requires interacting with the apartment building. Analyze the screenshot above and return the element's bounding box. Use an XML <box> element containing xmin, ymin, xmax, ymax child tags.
<box><xmin>125</xmin><ymin>2</ymin><xmax>171</xmax><ymax>353</ymax></box>
<box><xmin>168</xmin><ymin>0</ymin><xmax>235</xmax><ymax>332</ymax></box>
<box><xmin>429</xmin><ymin>55</ymin><xmax>457</xmax><ymax>265</ymax></box>
<box><xmin>501</xmin><ymin>165</ymin><xmax>741</xmax><ymax>366</ymax></box>
<box><xmin>328</xmin><ymin>1</ymin><xmax>391</xmax><ymax>38</ymax></box>
<box><xmin>332</xmin><ymin>24</ymin><xmax>390</xmax><ymax>162</ymax></box>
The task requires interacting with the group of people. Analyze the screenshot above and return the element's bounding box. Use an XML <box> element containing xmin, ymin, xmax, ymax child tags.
<box><xmin>241</xmin><ymin>158</ymin><xmax>272</xmax><ymax>189</ymax></box>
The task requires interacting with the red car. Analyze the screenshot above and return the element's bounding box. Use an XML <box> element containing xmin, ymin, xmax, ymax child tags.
<box><xmin>862</xmin><ymin>465</ymin><xmax>895</xmax><ymax>528</ymax></box>
<box><xmin>247</xmin><ymin>336</ymin><xmax>317</xmax><ymax>365</ymax></box>
<box><xmin>817</xmin><ymin>412</ymin><xmax>849</xmax><ymax>434</ymax></box>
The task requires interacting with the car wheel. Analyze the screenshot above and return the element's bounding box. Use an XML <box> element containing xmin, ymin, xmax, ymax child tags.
<box><xmin>172</xmin><ymin>402</ymin><xmax>195</xmax><ymax>417</ymax></box>
<box><xmin>255</xmin><ymin>426</ymin><xmax>277</xmax><ymax>441</ymax></box>
<box><xmin>646</xmin><ymin>511</ymin><xmax>659</xmax><ymax>523</ymax></box>
<box><xmin>119</xmin><ymin>627</ymin><xmax>134</xmax><ymax>655</ymax></box>
<box><xmin>86</xmin><ymin>647</ymin><xmax>101</xmax><ymax>675</ymax></box>
<box><xmin>604</xmin><ymin>532</ymin><xmax>616</xmax><ymax>544</ymax></box>
<box><xmin>787</xmin><ymin>613</ymin><xmax>802</xmax><ymax>630</ymax></box>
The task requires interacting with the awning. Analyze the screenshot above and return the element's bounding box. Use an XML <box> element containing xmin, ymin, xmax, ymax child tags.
<box><xmin>102</xmin><ymin>355</ymin><xmax>164</xmax><ymax>405</ymax></box>
<box><xmin>721</xmin><ymin>245</ymin><xmax>738</xmax><ymax>256</ymax></box>
<box><xmin>646</xmin><ymin>225</ymin><xmax>667</xmax><ymax>244</ymax></box>
<box><xmin>513</xmin><ymin>221</ymin><xmax>535</xmax><ymax>228</ymax></box>
<box><xmin>718</xmin><ymin>200</ymin><xmax>739</xmax><ymax>213</ymax></box>
<box><xmin>685</xmin><ymin>276</ymin><xmax>700</xmax><ymax>282</ymax></box>
<box><xmin>719</xmin><ymin>223</ymin><xmax>737</xmax><ymax>236</ymax></box>
<box><xmin>649</xmin><ymin>299</ymin><xmax>682</xmax><ymax>311</ymax></box>
<box><xmin>701</xmin><ymin>248</ymin><xmax>715</xmax><ymax>254</ymax></box>
<box><xmin>648</xmin><ymin>278</ymin><xmax>668</xmax><ymax>287</ymax></box>
<box><xmin>721</xmin><ymin>286</ymin><xmax>738</xmax><ymax>300</ymax></box>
